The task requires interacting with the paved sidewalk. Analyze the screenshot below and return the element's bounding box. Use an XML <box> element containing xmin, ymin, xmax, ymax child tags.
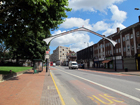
<box><xmin>81</xmin><ymin>67</ymin><xmax>140</xmax><ymax>76</ymax></box>
<box><xmin>0</xmin><ymin>67</ymin><xmax>62</xmax><ymax>105</ymax></box>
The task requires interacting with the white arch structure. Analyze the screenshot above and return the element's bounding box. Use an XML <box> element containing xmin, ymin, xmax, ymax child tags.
<box><xmin>43</xmin><ymin>27</ymin><xmax>117</xmax><ymax>47</ymax></box>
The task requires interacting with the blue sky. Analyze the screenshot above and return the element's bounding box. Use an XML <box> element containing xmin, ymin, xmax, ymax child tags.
<box><xmin>49</xmin><ymin>0</ymin><xmax>140</xmax><ymax>54</ymax></box>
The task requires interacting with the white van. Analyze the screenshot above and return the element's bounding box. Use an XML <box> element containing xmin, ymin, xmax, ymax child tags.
<box><xmin>69</xmin><ymin>61</ymin><xmax>78</xmax><ymax>69</ymax></box>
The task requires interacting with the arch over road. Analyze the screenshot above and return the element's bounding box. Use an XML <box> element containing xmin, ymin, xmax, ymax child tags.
<box><xmin>43</xmin><ymin>27</ymin><xmax>117</xmax><ymax>47</ymax></box>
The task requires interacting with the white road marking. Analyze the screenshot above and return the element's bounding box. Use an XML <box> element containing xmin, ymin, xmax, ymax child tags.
<box><xmin>58</xmin><ymin>69</ymin><xmax>140</xmax><ymax>103</ymax></box>
<box><xmin>135</xmin><ymin>88</ymin><xmax>140</xmax><ymax>91</ymax></box>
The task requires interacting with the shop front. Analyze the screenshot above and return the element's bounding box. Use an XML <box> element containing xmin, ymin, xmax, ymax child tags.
<box><xmin>135</xmin><ymin>53</ymin><xmax>140</xmax><ymax>70</ymax></box>
<box><xmin>123</xmin><ymin>56</ymin><xmax>136</xmax><ymax>70</ymax></box>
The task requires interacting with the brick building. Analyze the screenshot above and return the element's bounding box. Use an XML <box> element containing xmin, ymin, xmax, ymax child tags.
<box><xmin>77</xmin><ymin>16</ymin><xmax>140</xmax><ymax>70</ymax></box>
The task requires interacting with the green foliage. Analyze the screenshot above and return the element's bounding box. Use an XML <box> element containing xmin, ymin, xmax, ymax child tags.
<box><xmin>0</xmin><ymin>0</ymin><xmax>71</xmax><ymax>60</ymax></box>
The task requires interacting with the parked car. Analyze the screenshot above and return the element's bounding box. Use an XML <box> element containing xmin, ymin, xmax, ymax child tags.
<box><xmin>78</xmin><ymin>64</ymin><xmax>84</xmax><ymax>69</ymax></box>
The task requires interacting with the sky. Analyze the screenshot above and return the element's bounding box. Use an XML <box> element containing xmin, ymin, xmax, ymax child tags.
<box><xmin>49</xmin><ymin>0</ymin><xmax>140</xmax><ymax>54</ymax></box>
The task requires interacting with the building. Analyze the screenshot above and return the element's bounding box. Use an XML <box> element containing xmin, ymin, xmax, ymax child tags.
<box><xmin>77</xmin><ymin>45</ymin><xmax>94</xmax><ymax>68</ymax></box>
<box><xmin>77</xmin><ymin>16</ymin><xmax>140</xmax><ymax>71</ymax></box>
<box><xmin>67</xmin><ymin>51</ymin><xmax>77</xmax><ymax>62</ymax></box>
<box><xmin>50</xmin><ymin>46</ymin><xmax>70</xmax><ymax>65</ymax></box>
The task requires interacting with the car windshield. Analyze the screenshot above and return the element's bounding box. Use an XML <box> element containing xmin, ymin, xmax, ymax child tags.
<box><xmin>72</xmin><ymin>63</ymin><xmax>77</xmax><ymax>65</ymax></box>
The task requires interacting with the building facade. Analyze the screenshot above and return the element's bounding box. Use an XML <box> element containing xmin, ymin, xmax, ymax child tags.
<box><xmin>77</xmin><ymin>16</ymin><xmax>140</xmax><ymax>71</ymax></box>
<box><xmin>77</xmin><ymin>45</ymin><xmax>94</xmax><ymax>68</ymax></box>
<box><xmin>50</xmin><ymin>46</ymin><xmax>70</xmax><ymax>65</ymax></box>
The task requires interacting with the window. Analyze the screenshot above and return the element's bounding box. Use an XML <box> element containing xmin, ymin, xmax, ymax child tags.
<box><xmin>137</xmin><ymin>43</ymin><xmax>140</xmax><ymax>49</ymax></box>
<box><xmin>124</xmin><ymin>47</ymin><xmax>126</xmax><ymax>52</ymax></box>
<box><xmin>131</xmin><ymin>34</ymin><xmax>133</xmax><ymax>39</ymax></box>
<box><xmin>110</xmin><ymin>50</ymin><xmax>112</xmax><ymax>54</ymax></box>
<box><xmin>126</xmin><ymin>35</ymin><xmax>129</xmax><ymax>41</ymax></box>
<box><xmin>136</xmin><ymin>31</ymin><xmax>139</xmax><ymax>37</ymax></box>
<box><xmin>63</xmin><ymin>49</ymin><xmax>64</xmax><ymax>51</ymax></box>
<box><xmin>116</xmin><ymin>49</ymin><xmax>118</xmax><ymax>53</ymax></box>
<box><xmin>127</xmin><ymin>45</ymin><xmax>130</xmax><ymax>51</ymax></box>
<box><xmin>131</xmin><ymin>45</ymin><xmax>134</xmax><ymax>50</ymax></box>
<box><xmin>118</xmin><ymin>39</ymin><xmax>120</xmax><ymax>43</ymax></box>
<box><xmin>123</xmin><ymin>37</ymin><xmax>125</xmax><ymax>41</ymax></box>
<box><xmin>119</xmin><ymin>48</ymin><xmax>121</xmax><ymax>52</ymax></box>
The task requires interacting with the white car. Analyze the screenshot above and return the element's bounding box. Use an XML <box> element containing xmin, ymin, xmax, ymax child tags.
<box><xmin>69</xmin><ymin>61</ymin><xmax>78</xmax><ymax>69</ymax></box>
<box><xmin>53</xmin><ymin>63</ymin><xmax>56</xmax><ymax>67</ymax></box>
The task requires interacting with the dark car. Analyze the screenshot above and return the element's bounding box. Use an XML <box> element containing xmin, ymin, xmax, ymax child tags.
<box><xmin>78</xmin><ymin>64</ymin><xmax>84</xmax><ymax>69</ymax></box>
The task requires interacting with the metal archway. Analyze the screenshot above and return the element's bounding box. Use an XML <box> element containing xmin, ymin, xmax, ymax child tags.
<box><xmin>43</xmin><ymin>27</ymin><xmax>117</xmax><ymax>46</ymax></box>
<box><xmin>43</xmin><ymin>26</ymin><xmax>117</xmax><ymax>71</ymax></box>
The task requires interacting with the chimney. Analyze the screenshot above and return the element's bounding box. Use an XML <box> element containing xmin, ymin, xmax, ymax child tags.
<box><xmin>139</xmin><ymin>16</ymin><xmax>140</xmax><ymax>23</ymax></box>
<box><xmin>117</xmin><ymin>27</ymin><xmax>120</xmax><ymax>33</ymax></box>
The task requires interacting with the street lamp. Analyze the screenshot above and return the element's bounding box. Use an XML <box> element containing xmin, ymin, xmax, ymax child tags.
<box><xmin>135</xmin><ymin>8</ymin><xmax>140</xmax><ymax>10</ymax></box>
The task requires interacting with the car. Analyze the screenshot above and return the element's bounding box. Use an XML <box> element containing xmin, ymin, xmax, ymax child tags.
<box><xmin>69</xmin><ymin>61</ymin><xmax>78</xmax><ymax>69</ymax></box>
<box><xmin>53</xmin><ymin>63</ymin><xmax>56</xmax><ymax>67</ymax></box>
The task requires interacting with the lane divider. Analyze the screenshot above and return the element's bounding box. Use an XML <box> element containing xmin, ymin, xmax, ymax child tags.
<box><xmin>59</xmin><ymin>69</ymin><xmax>140</xmax><ymax>103</ymax></box>
<box><xmin>50</xmin><ymin>72</ymin><xmax>65</xmax><ymax>105</ymax></box>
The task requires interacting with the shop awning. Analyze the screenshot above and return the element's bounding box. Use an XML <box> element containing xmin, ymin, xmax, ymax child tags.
<box><xmin>102</xmin><ymin>60</ymin><xmax>111</xmax><ymax>63</ymax></box>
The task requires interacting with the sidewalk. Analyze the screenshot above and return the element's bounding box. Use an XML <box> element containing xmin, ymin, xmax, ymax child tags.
<box><xmin>82</xmin><ymin>67</ymin><xmax>140</xmax><ymax>76</ymax></box>
<box><xmin>0</xmin><ymin>67</ymin><xmax>139</xmax><ymax>105</ymax></box>
<box><xmin>0</xmin><ymin>67</ymin><xmax>62</xmax><ymax>105</ymax></box>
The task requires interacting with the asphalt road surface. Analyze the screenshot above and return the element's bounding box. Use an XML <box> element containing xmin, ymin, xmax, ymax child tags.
<box><xmin>51</xmin><ymin>66</ymin><xmax>140</xmax><ymax>105</ymax></box>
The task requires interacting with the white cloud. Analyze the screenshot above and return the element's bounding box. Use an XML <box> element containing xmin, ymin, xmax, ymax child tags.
<box><xmin>60</xmin><ymin>18</ymin><xmax>92</xmax><ymax>29</ymax></box>
<box><xmin>102</xmin><ymin>22</ymin><xmax>126</xmax><ymax>35</ymax></box>
<box><xmin>69</xmin><ymin>0</ymin><xmax>125</xmax><ymax>12</ymax></box>
<box><xmin>109</xmin><ymin>5</ymin><xmax>127</xmax><ymax>23</ymax></box>
<box><xmin>50</xmin><ymin>30</ymin><xmax>91</xmax><ymax>46</ymax></box>
<box><xmin>70</xmin><ymin>41</ymin><xmax>94</xmax><ymax>52</ymax></box>
<box><xmin>92</xmin><ymin>21</ymin><xmax>111</xmax><ymax>31</ymax></box>
<box><xmin>50</xmin><ymin>30</ymin><xmax>94</xmax><ymax>52</ymax></box>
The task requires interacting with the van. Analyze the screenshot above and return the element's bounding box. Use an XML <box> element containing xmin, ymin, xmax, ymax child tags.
<box><xmin>53</xmin><ymin>63</ymin><xmax>56</xmax><ymax>67</ymax></box>
<box><xmin>69</xmin><ymin>61</ymin><xmax>78</xmax><ymax>69</ymax></box>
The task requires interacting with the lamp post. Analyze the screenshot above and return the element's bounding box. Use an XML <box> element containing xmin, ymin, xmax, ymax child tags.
<box><xmin>135</xmin><ymin>8</ymin><xmax>140</xmax><ymax>10</ymax></box>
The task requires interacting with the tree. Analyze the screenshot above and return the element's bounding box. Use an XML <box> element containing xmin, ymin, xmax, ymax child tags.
<box><xmin>0</xmin><ymin>0</ymin><xmax>71</xmax><ymax>61</ymax></box>
<box><xmin>0</xmin><ymin>0</ymin><xmax>71</xmax><ymax>41</ymax></box>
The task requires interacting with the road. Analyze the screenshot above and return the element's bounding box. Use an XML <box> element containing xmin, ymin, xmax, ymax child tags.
<box><xmin>51</xmin><ymin>66</ymin><xmax>140</xmax><ymax>105</ymax></box>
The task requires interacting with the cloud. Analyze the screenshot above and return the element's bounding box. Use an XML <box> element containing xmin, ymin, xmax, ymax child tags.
<box><xmin>70</xmin><ymin>41</ymin><xmax>94</xmax><ymax>52</ymax></box>
<box><xmin>109</xmin><ymin>5</ymin><xmax>127</xmax><ymax>23</ymax></box>
<box><xmin>50</xmin><ymin>30</ymin><xmax>94</xmax><ymax>52</ymax></box>
<box><xmin>92</xmin><ymin>21</ymin><xmax>111</xmax><ymax>31</ymax></box>
<box><xmin>60</xmin><ymin>17</ymin><xmax>92</xmax><ymax>29</ymax></box>
<box><xmin>69</xmin><ymin>0</ymin><xmax>125</xmax><ymax>12</ymax></box>
<box><xmin>102</xmin><ymin>22</ymin><xmax>126</xmax><ymax>35</ymax></box>
<box><xmin>51</xmin><ymin>30</ymin><xmax>91</xmax><ymax>46</ymax></box>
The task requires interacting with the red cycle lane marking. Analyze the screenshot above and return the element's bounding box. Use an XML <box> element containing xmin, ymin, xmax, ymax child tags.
<box><xmin>70</xmin><ymin>80</ymin><xmax>127</xmax><ymax>105</ymax></box>
<box><xmin>50</xmin><ymin>67</ymin><xmax>57</xmax><ymax>70</ymax></box>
